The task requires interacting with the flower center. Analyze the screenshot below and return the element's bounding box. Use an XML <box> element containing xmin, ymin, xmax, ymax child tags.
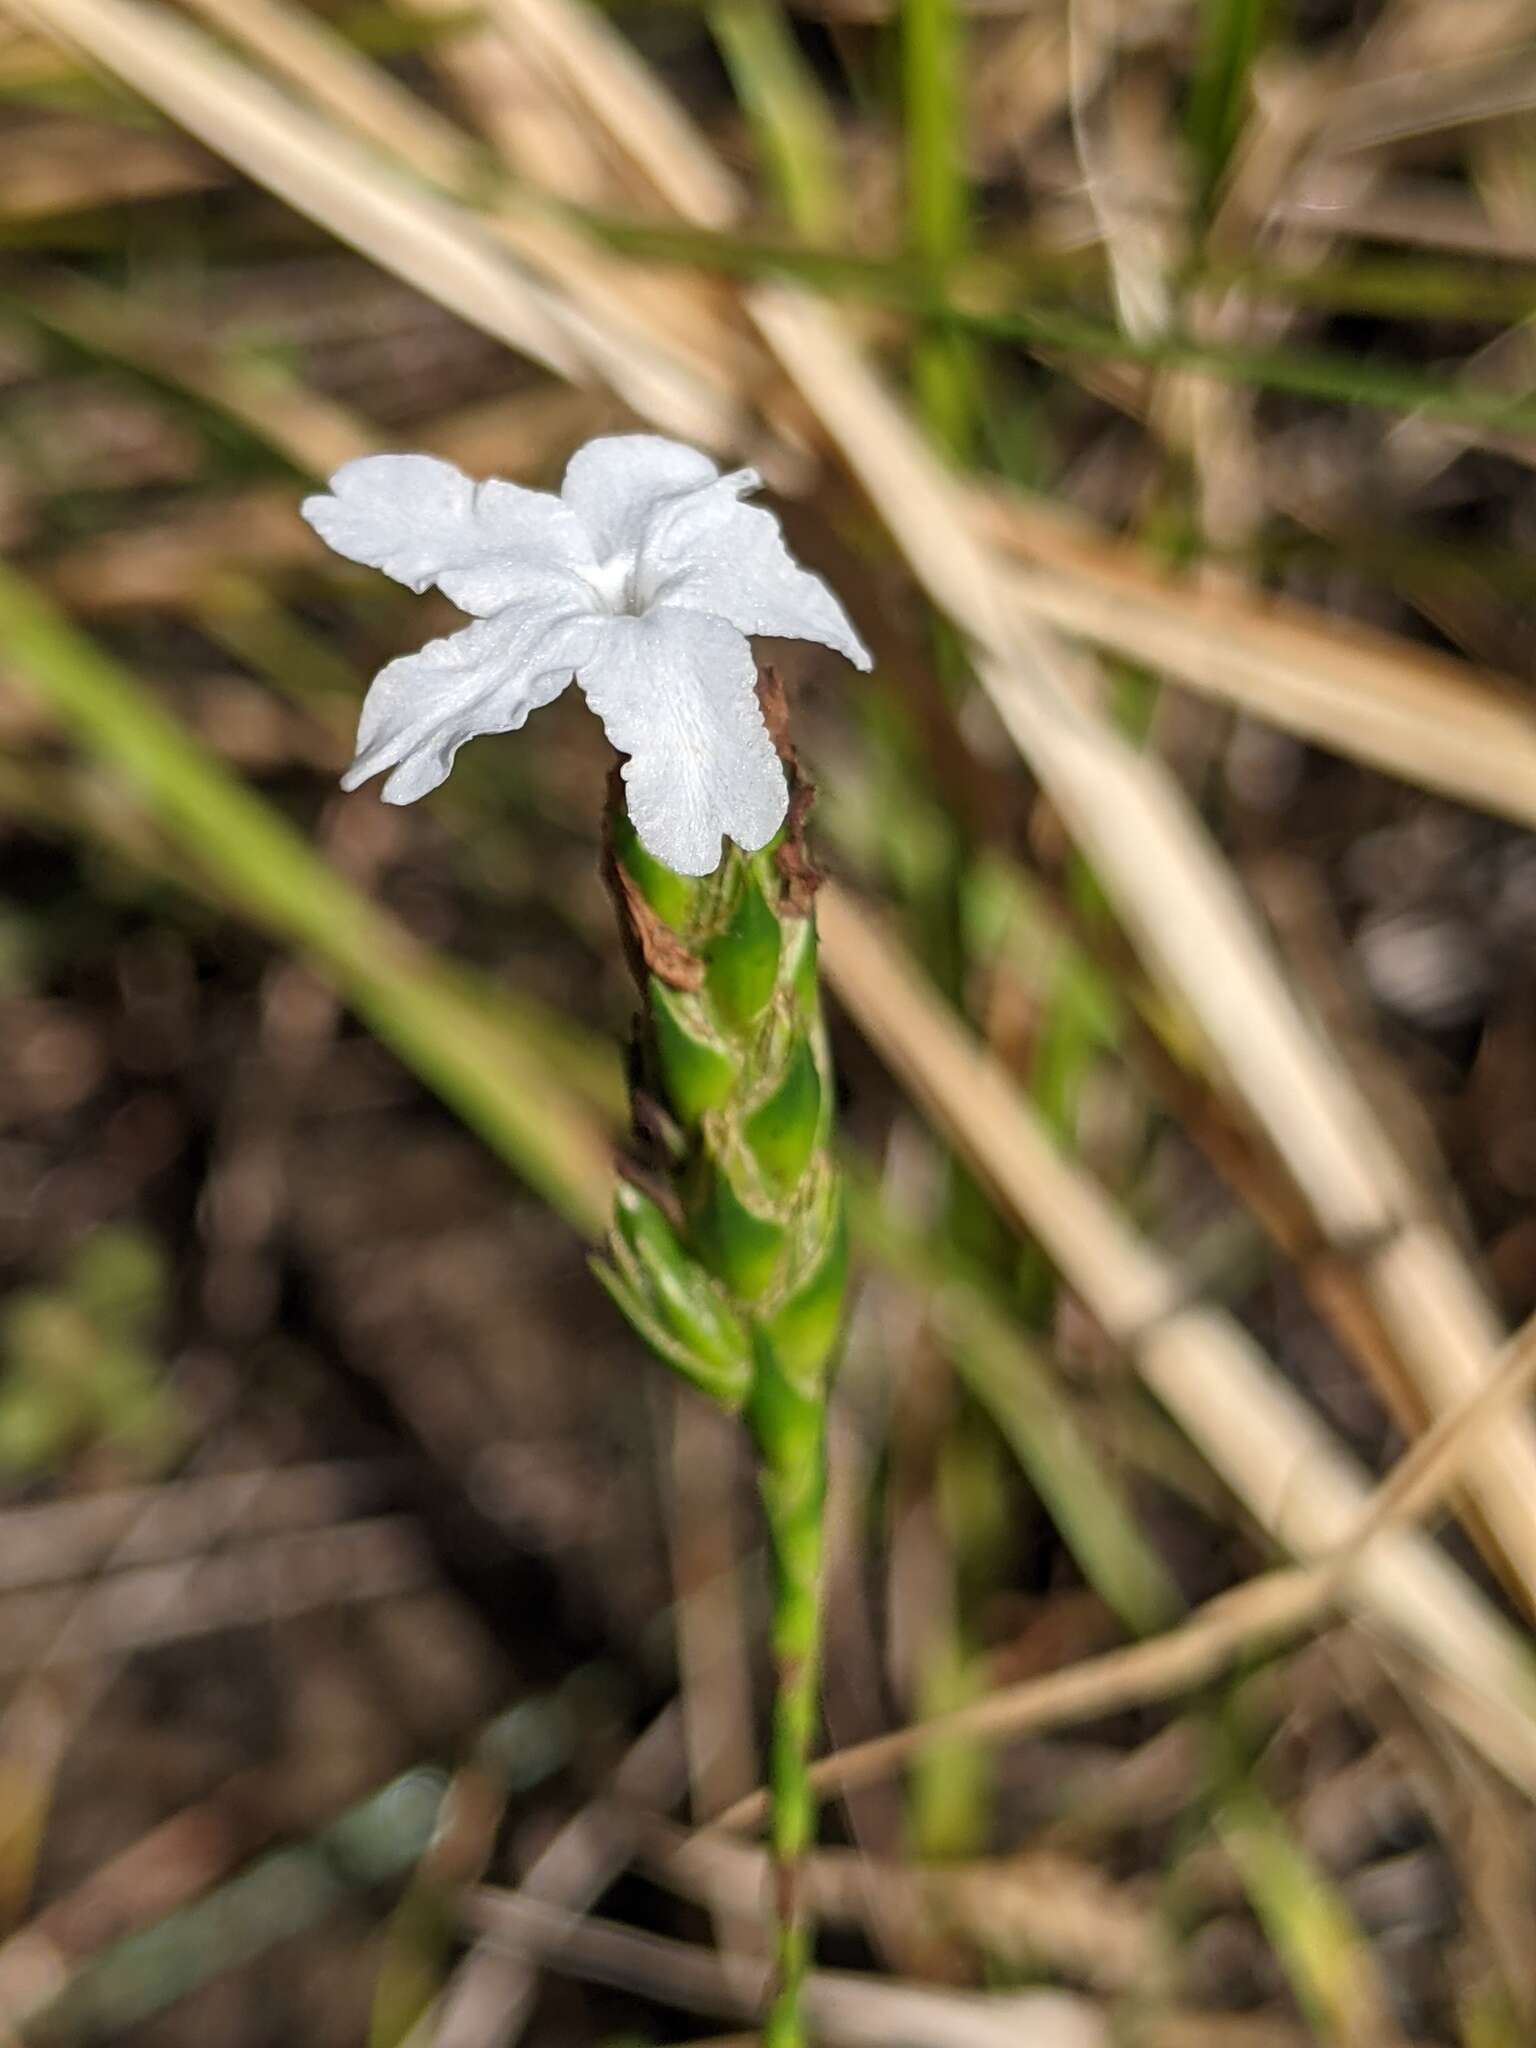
<box><xmin>583</xmin><ymin>551</ymin><xmax>645</xmax><ymax>616</ymax></box>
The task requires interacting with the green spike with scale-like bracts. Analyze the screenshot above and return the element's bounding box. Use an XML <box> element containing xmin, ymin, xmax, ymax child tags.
<box><xmin>595</xmin><ymin>709</ymin><xmax>846</xmax><ymax>1413</ymax></box>
<box><xmin>594</xmin><ymin>676</ymin><xmax>843</xmax><ymax>2048</ymax></box>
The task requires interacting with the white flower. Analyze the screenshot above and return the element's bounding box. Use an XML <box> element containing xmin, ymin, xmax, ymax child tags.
<box><xmin>302</xmin><ymin>433</ymin><xmax>871</xmax><ymax>876</ymax></box>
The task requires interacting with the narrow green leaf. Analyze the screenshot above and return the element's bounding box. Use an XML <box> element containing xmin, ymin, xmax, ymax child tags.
<box><xmin>0</xmin><ymin>562</ymin><xmax>613</xmax><ymax>1235</ymax></box>
<box><xmin>708</xmin><ymin>0</ymin><xmax>844</xmax><ymax>241</ymax></box>
<box><xmin>901</xmin><ymin>0</ymin><xmax>975</xmax><ymax>459</ymax></box>
<box><xmin>574</xmin><ymin>211</ymin><xmax>1536</xmax><ymax>433</ymax></box>
<box><xmin>1187</xmin><ymin>0</ymin><xmax>1272</xmax><ymax>209</ymax></box>
<box><xmin>1217</xmin><ymin>1775</ymin><xmax>1395</xmax><ymax>2043</ymax></box>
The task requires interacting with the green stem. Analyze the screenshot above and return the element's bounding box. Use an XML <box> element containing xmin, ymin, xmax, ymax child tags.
<box><xmin>595</xmin><ymin>685</ymin><xmax>846</xmax><ymax>2046</ymax></box>
<box><xmin>751</xmin><ymin>1358</ymin><xmax>827</xmax><ymax>2048</ymax></box>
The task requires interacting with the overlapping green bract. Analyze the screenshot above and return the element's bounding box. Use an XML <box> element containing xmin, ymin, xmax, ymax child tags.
<box><xmin>594</xmin><ymin>780</ymin><xmax>845</xmax><ymax>1416</ymax></box>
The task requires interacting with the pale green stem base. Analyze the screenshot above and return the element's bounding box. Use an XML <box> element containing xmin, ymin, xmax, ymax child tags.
<box><xmin>751</xmin><ymin>1362</ymin><xmax>828</xmax><ymax>2048</ymax></box>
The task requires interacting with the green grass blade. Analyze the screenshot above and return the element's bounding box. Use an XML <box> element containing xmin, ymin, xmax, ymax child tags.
<box><xmin>850</xmin><ymin>1177</ymin><xmax>1182</xmax><ymax>1635</ymax></box>
<box><xmin>901</xmin><ymin>0</ymin><xmax>974</xmax><ymax>457</ymax></box>
<box><xmin>1186</xmin><ymin>0</ymin><xmax>1274</xmax><ymax>208</ymax></box>
<box><xmin>0</xmin><ymin>562</ymin><xmax>615</xmax><ymax>1235</ymax></box>
<box><xmin>578</xmin><ymin>212</ymin><xmax>1536</xmax><ymax>431</ymax></box>
<box><xmin>708</xmin><ymin>0</ymin><xmax>844</xmax><ymax>241</ymax></box>
<box><xmin>1217</xmin><ymin>1775</ymin><xmax>1399</xmax><ymax>2042</ymax></box>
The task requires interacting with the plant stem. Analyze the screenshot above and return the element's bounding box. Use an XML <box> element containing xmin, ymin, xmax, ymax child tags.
<box><xmin>596</xmin><ymin>677</ymin><xmax>846</xmax><ymax>2045</ymax></box>
<box><xmin>752</xmin><ymin>1357</ymin><xmax>827</xmax><ymax>2047</ymax></box>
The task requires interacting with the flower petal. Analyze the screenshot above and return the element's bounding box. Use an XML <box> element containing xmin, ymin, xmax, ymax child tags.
<box><xmin>639</xmin><ymin>476</ymin><xmax>871</xmax><ymax>669</ymax></box>
<box><xmin>560</xmin><ymin>434</ymin><xmax>721</xmax><ymax>561</ymax></box>
<box><xmin>576</xmin><ymin>609</ymin><xmax>787</xmax><ymax>876</ymax></box>
<box><xmin>303</xmin><ymin>453</ymin><xmax>592</xmax><ymax>615</ymax></box>
<box><xmin>343</xmin><ymin>605</ymin><xmax>601</xmax><ymax>804</ymax></box>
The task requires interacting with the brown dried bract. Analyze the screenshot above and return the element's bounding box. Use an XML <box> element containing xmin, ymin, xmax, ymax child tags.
<box><xmin>774</xmin><ymin>778</ymin><xmax>822</xmax><ymax>916</ymax></box>
<box><xmin>614</xmin><ymin>857</ymin><xmax>705</xmax><ymax>990</ymax></box>
<box><xmin>756</xmin><ymin>666</ymin><xmax>822</xmax><ymax>915</ymax></box>
<box><xmin>601</xmin><ymin>765</ymin><xmax>705</xmax><ymax>992</ymax></box>
<box><xmin>615</xmin><ymin>1152</ymin><xmax>686</xmax><ymax>1226</ymax></box>
<box><xmin>755</xmin><ymin>664</ymin><xmax>796</xmax><ymax>765</ymax></box>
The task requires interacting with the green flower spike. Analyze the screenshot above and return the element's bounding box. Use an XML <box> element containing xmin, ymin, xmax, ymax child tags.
<box><xmin>597</xmin><ymin>673</ymin><xmax>846</xmax><ymax>2048</ymax></box>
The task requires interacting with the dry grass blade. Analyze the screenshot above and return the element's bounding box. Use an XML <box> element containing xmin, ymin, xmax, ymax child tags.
<box><xmin>1332</xmin><ymin>1317</ymin><xmax>1536</xmax><ymax>1567</ymax></box>
<box><xmin>815</xmin><ymin>886</ymin><xmax>1536</xmax><ymax>1793</ymax></box>
<box><xmin>0</xmin><ymin>1461</ymin><xmax>399</xmax><ymax>1592</ymax></box>
<box><xmin>974</xmin><ymin>489</ymin><xmax>1536</xmax><ymax>833</ymax></box>
<box><xmin>179</xmin><ymin>0</ymin><xmax>479</xmax><ymax>188</ymax></box>
<box><xmin>400</xmin><ymin>0</ymin><xmax>616</xmax><ymax>205</ymax></box>
<box><xmin>1321</xmin><ymin>45</ymin><xmax>1536</xmax><ymax>151</ymax></box>
<box><xmin>713</xmin><ymin>1568</ymin><xmax>1327</xmax><ymax>1829</ymax></box>
<box><xmin>21</xmin><ymin>273</ymin><xmax>379</xmax><ymax>478</ymax></box>
<box><xmin>16</xmin><ymin>0</ymin><xmax>585</xmax><ymax>376</ymax></box>
<box><xmin>713</xmin><ymin>1315</ymin><xmax>1536</xmax><ymax>1827</ymax></box>
<box><xmin>477</xmin><ymin>0</ymin><xmax>741</xmax><ymax>226</ymax></box>
<box><xmin>748</xmin><ymin>287</ymin><xmax>1536</xmax><ymax>1607</ymax></box>
<box><xmin>153</xmin><ymin>0</ymin><xmax>748</xmax><ymax>448</ymax></box>
<box><xmin>0</xmin><ymin>112</ymin><xmax>216</xmax><ymax>216</ymax></box>
<box><xmin>418</xmin><ymin>1706</ymin><xmax>687</xmax><ymax>2048</ymax></box>
<box><xmin>466</xmin><ymin>1888</ymin><xmax>1111</xmax><ymax>2045</ymax></box>
<box><xmin>45</xmin><ymin>0</ymin><xmax>753</xmax><ymax>448</ymax></box>
<box><xmin>650</xmin><ymin>1824</ymin><xmax>1160</xmax><ymax>1989</ymax></box>
<box><xmin>0</xmin><ymin>1519</ymin><xmax>430</xmax><ymax>1673</ymax></box>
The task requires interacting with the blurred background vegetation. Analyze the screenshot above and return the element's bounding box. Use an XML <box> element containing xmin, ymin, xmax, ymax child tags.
<box><xmin>3</xmin><ymin>0</ymin><xmax>1536</xmax><ymax>2042</ymax></box>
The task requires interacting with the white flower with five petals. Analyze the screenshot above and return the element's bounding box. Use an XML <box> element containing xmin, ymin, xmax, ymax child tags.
<box><xmin>302</xmin><ymin>433</ymin><xmax>870</xmax><ymax>876</ymax></box>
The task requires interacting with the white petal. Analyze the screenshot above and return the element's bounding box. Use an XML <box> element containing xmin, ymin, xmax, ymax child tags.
<box><xmin>575</xmin><ymin>609</ymin><xmax>787</xmax><ymax>876</ymax></box>
<box><xmin>638</xmin><ymin>476</ymin><xmax>871</xmax><ymax>669</ymax></box>
<box><xmin>303</xmin><ymin>453</ymin><xmax>591</xmax><ymax>615</ymax></box>
<box><xmin>343</xmin><ymin>605</ymin><xmax>602</xmax><ymax>804</ymax></box>
<box><xmin>560</xmin><ymin>434</ymin><xmax>721</xmax><ymax>561</ymax></box>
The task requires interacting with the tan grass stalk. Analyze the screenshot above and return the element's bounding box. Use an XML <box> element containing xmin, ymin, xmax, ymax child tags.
<box><xmin>466</xmin><ymin>1888</ymin><xmax>1112</xmax><ymax>2047</ymax></box>
<box><xmin>973</xmin><ymin>487</ymin><xmax>1536</xmax><ymax>833</ymax></box>
<box><xmin>17</xmin><ymin>0</ymin><xmax>580</xmax><ymax>376</ymax></box>
<box><xmin>463</xmin><ymin>0</ymin><xmax>1536</xmax><ymax>841</ymax></box>
<box><xmin>0</xmin><ymin>1519</ymin><xmax>430</xmax><ymax>1673</ymax></box>
<box><xmin>24</xmin><ymin>274</ymin><xmax>378</xmax><ymax>478</ymax></box>
<box><xmin>416</xmin><ymin>1706</ymin><xmax>687</xmax><ymax>2048</ymax></box>
<box><xmin>814</xmin><ymin>886</ymin><xmax>1536</xmax><ymax>1794</ymax></box>
<box><xmin>401</xmin><ymin>0</ymin><xmax>619</xmax><ymax>205</ymax></box>
<box><xmin>714</xmin><ymin>1312</ymin><xmax>1536</xmax><ymax>1824</ymax></box>
<box><xmin>411</xmin><ymin>0</ymin><xmax>788</xmax><ymax>470</ymax></box>
<box><xmin>476</xmin><ymin>0</ymin><xmax>742</xmax><ymax>224</ymax></box>
<box><xmin>179</xmin><ymin>0</ymin><xmax>479</xmax><ymax>187</ymax></box>
<box><xmin>0</xmin><ymin>113</ymin><xmax>216</xmax><ymax>216</ymax></box>
<box><xmin>0</xmin><ymin>1461</ymin><xmax>397</xmax><ymax>1591</ymax></box>
<box><xmin>170</xmin><ymin>0</ymin><xmax>748</xmax><ymax>446</ymax></box>
<box><xmin>186</xmin><ymin>0</ymin><xmax>734</xmax><ymax>406</ymax></box>
<box><xmin>650</xmin><ymin>1824</ymin><xmax>1159</xmax><ymax>1988</ymax></box>
<box><xmin>745</xmin><ymin>288</ymin><xmax>1536</xmax><ymax>1606</ymax></box>
<box><xmin>21</xmin><ymin>0</ymin><xmax>743</xmax><ymax>448</ymax></box>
